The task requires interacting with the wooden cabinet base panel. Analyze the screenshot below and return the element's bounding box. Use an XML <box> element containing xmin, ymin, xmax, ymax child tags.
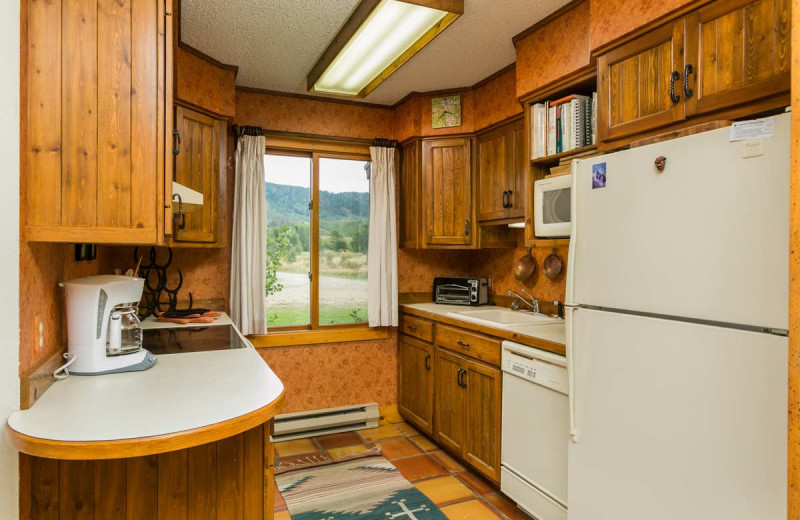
<box><xmin>26</xmin><ymin>226</ymin><xmax>159</xmax><ymax>245</ymax></box>
<box><xmin>20</xmin><ymin>423</ymin><xmax>275</xmax><ymax>520</ymax></box>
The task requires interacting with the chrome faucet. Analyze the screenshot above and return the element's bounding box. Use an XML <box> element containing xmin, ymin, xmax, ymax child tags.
<box><xmin>507</xmin><ymin>289</ymin><xmax>539</xmax><ymax>313</ymax></box>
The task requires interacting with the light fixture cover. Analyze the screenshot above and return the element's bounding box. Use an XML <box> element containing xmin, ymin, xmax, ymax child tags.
<box><xmin>310</xmin><ymin>0</ymin><xmax>461</xmax><ymax>97</ymax></box>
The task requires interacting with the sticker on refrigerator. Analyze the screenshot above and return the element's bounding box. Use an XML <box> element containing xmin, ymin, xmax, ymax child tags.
<box><xmin>729</xmin><ymin>117</ymin><xmax>774</xmax><ymax>142</ymax></box>
<box><xmin>592</xmin><ymin>162</ymin><xmax>607</xmax><ymax>189</ymax></box>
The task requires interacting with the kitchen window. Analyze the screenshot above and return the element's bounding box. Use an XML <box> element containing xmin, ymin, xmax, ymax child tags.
<box><xmin>263</xmin><ymin>150</ymin><xmax>371</xmax><ymax>332</ymax></box>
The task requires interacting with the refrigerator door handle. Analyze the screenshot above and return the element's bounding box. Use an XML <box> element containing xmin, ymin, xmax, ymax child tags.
<box><xmin>566</xmin><ymin>160</ymin><xmax>579</xmax><ymax>305</ymax></box>
<box><xmin>565</xmin><ymin>304</ymin><xmax>579</xmax><ymax>443</ymax></box>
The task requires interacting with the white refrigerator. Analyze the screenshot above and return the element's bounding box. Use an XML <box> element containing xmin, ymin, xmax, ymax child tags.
<box><xmin>566</xmin><ymin>113</ymin><xmax>789</xmax><ymax>520</ymax></box>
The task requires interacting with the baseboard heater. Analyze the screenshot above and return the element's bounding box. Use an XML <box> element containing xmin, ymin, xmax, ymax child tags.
<box><xmin>272</xmin><ymin>403</ymin><xmax>380</xmax><ymax>442</ymax></box>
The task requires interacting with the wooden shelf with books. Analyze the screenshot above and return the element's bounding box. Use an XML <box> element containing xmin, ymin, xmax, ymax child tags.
<box><xmin>521</xmin><ymin>66</ymin><xmax>597</xmax><ymax>248</ymax></box>
<box><xmin>530</xmin><ymin>144</ymin><xmax>598</xmax><ymax>166</ymax></box>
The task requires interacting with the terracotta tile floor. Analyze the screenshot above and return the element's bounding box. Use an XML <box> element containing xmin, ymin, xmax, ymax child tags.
<box><xmin>272</xmin><ymin>421</ymin><xmax>534</xmax><ymax>520</ymax></box>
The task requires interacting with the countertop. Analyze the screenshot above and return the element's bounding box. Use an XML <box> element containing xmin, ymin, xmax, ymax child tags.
<box><xmin>6</xmin><ymin>313</ymin><xmax>285</xmax><ymax>459</ymax></box>
<box><xmin>400</xmin><ymin>302</ymin><xmax>566</xmax><ymax>356</ymax></box>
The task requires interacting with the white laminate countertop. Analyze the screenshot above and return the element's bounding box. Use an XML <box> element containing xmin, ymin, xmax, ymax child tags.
<box><xmin>7</xmin><ymin>314</ymin><xmax>284</xmax><ymax>443</ymax></box>
<box><xmin>401</xmin><ymin>302</ymin><xmax>567</xmax><ymax>346</ymax></box>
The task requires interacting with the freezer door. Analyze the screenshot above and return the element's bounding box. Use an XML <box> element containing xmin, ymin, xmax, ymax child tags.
<box><xmin>567</xmin><ymin>308</ymin><xmax>787</xmax><ymax>520</ymax></box>
<box><xmin>569</xmin><ymin>114</ymin><xmax>789</xmax><ymax>331</ymax></box>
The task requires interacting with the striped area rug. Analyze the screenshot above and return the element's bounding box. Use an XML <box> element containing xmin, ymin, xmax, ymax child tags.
<box><xmin>276</xmin><ymin>453</ymin><xmax>448</xmax><ymax>520</ymax></box>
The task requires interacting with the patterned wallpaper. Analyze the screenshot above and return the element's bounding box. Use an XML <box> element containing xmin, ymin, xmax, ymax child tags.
<box><xmin>515</xmin><ymin>0</ymin><xmax>592</xmax><ymax>99</ymax></box>
<box><xmin>175</xmin><ymin>47</ymin><xmax>237</xmax><ymax>118</ymax></box>
<box><xmin>589</xmin><ymin>0</ymin><xmax>696</xmax><ymax>50</ymax></box>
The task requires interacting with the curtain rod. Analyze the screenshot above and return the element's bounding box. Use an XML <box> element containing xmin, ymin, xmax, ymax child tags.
<box><xmin>372</xmin><ymin>138</ymin><xmax>397</xmax><ymax>148</ymax></box>
<box><xmin>231</xmin><ymin>124</ymin><xmax>264</xmax><ymax>137</ymax></box>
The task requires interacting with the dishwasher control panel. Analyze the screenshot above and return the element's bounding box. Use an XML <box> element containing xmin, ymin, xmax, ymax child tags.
<box><xmin>502</xmin><ymin>345</ymin><xmax>568</xmax><ymax>395</ymax></box>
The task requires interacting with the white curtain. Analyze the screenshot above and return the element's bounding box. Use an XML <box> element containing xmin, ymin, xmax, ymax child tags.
<box><xmin>367</xmin><ymin>146</ymin><xmax>398</xmax><ymax>327</ymax></box>
<box><xmin>230</xmin><ymin>135</ymin><xmax>268</xmax><ymax>335</ymax></box>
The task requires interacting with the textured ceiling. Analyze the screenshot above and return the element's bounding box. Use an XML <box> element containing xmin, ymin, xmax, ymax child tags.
<box><xmin>181</xmin><ymin>0</ymin><xmax>571</xmax><ymax>106</ymax></box>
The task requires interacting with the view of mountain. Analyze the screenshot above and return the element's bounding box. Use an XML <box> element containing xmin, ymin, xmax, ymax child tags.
<box><xmin>266</xmin><ymin>182</ymin><xmax>368</xmax><ymax>228</ymax></box>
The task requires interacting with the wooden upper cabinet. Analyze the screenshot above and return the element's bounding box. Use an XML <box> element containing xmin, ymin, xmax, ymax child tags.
<box><xmin>477</xmin><ymin>128</ymin><xmax>508</xmax><ymax>222</ymax></box>
<box><xmin>26</xmin><ymin>0</ymin><xmax>171</xmax><ymax>244</ymax></box>
<box><xmin>170</xmin><ymin>106</ymin><xmax>226</xmax><ymax>246</ymax></box>
<box><xmin>398</xmin><ymin>335</ymin><xmax>434</xmax><ymax>435</ymax></box>
<box><xmin>597</xmin><ymin>19</ymin><xmax>687</xmax><ymax>142</ymax></box>
<box><xmin>398</xmin><ymin>139</ymin><xmax>421</xmax><ymax>249</ymax></box>
<box><xmin>422</xmin><ymin>137</ymin><xmax>475</xmax><ymax>247</ymax></box>
<box><xmin>477</xmin><ymin>118</ymin><xmax>525</xmax><ymax>223</ymax></box>
<box><xmin>509</xmin><ymin>120</ymin><xmax>526</xmax><ymax>219</ymax></box>
<box><xmin>685</xmin><ymin>0</ymin><xmax>791</xmax><ymax>116</ymax></box>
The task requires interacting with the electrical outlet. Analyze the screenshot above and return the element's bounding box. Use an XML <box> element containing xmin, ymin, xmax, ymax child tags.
<box><xmin>34</xmin><ymin>315</ymin><xmax>43</xmax><ymax>355</ymax></box>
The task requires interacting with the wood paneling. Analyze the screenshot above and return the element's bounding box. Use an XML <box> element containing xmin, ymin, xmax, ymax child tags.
<box><xmin>686</xmin><ymin>0</ymin><xmax>791</xmax><ymax>115</ymax></box>
<box><xmin>422</xmin><ymin>137</ymin><xmax>474</xmax><ymax>247</ymax></box>
<box><xmin>398</xmin><ymin>335</ymin><xmax>434</xmax><ymax>434</ymax></box>
<box><xmin>23</xmin><ymin>424</ymin><xmax>274</xmax><ymax>520</ymax></box>
<box><xmin>598</xmin><ymin>19</ymin><xmax>687</xmax><ymax>141</ymax></box>
<box><xmin>463</xmin><ymin>359</ymin><xmax>502</xmax><ymax>482</ymax></box>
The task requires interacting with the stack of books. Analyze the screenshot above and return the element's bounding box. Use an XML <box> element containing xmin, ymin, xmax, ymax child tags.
<box><xmin>530</xmin><ymin>92</ymin><xmax>597</xmax><ymax>160</ymax></box>
<box><xmin>546</xmin><ymin>148</ymin><xmax>601</xmax><ymax>177</ymax></box>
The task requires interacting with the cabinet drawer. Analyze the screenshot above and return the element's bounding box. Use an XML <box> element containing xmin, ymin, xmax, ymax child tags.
<box><xmin>436</xmin><ymin>325</ymin><xmax>500</xmax><ymax>366</ymax></box>
<box><xmin>400</xmin><ymin>315</ymin><xmax>434</xmax><ymax>342</ymax></box>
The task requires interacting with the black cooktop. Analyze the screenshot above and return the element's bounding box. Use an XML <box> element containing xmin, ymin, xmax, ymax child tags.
<box><xmin>142</xmin><ymin>325</ymin><xmax>248</xmax><ymax>355</ymax></box>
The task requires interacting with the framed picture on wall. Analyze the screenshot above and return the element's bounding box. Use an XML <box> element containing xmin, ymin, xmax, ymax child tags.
<box><xmin>431</xmin><ymin>95</ymin><xmax>461</xmax><ymax>129</ymax></box>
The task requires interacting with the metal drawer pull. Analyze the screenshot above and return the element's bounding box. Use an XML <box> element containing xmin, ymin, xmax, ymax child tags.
<box><xmin>502</xmin><ymin>190</ymin><xmax>508</xmax><ymax>208</ymax></box>
<box><xmin>464</xmin><ymin>220</ymin><xmax>470</xmax><ymax>236</ymax></box>
<box><xmin>424</xmin><ymin>354</ymin><xmax>431</xmax><ymax>371</ymax></box>
<box><xmin>506</xmin><ymin>190</ymin><xmax>513</xmax><ymax>208</ymax></box>
<box><xmin>407</xmin><ymin>325</ymin><xmax>417</xmax><ymax>332</ymax></box>
<box><xmin>456</xmin><ymin>340</ymin><xmax>471</xmax><ymax>349</ymax></box>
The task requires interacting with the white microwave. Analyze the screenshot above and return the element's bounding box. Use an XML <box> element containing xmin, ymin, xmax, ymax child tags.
<box><xmin>533</xmin><ymin>174</ymin><xmax>571</xmax><ymax>237</ymax></box>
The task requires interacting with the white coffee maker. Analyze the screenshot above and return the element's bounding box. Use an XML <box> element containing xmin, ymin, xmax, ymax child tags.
<box><xmin>63</xmin><ymin>275</ymin><xmax>156</xmax><ymax>375</ymax></box>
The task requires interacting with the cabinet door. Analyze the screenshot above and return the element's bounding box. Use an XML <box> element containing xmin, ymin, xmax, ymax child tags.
<box><xmin>597</xmin><ymin>19</ymin><xmax>687</xmax><ymax>142</ymax></box>
<box><xmin>435</xmin><ymin>348</ymin><xmax>467</xmax><ymax>454</ymax></box>
<box><xmin>422</xmin><ymin>138</ymin><xmax>474</xmax><ymax>246</ymax></box>
<box><xmin>398</xmin><ymin>336</ymin><xmax>434</xmax><ymax>434</ymax></box>
<box><xmin>463</xmin><ymin>359</ymin><xmax>502</xmax><ymax>482</ymax></box>
<box><xmin>686</xmin><ymin>0</ymin><xmax>790</xmax><ymax>116</ymax></box>
<box><xmin>398</xmin><ymin>140</ymin><xmax>421</xmax><ymax>249</ymax></box>
<box><xmin>172</xmin><ymin>106</ymin><xmax>225</xmax><ymax>245</ymax></box>
<box><xmin>507</xmin><ymin>120</ymin><xmax>526</xmax><ymax>219</ymax></box>
<box><xmin>477</xmin><ymin>129</ymin><xmax>508</xmax><ymax>222</ymax></box>
<box><xmin>26</xmin><ymin>0</ymin><xmax>168</xmax><ymax>244</ymax></box>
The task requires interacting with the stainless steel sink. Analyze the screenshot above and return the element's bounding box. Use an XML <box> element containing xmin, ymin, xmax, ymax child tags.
<box><xmin>447</xmin><ymin>308</ymin><xmax>563</xmax><ymax>329</ymax></box>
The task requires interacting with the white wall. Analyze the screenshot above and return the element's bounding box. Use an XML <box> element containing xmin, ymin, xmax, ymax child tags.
<box><xmin>0</xmin><ymin>1</ymin><xmax>20</xmax><ymax>518</ymax></box>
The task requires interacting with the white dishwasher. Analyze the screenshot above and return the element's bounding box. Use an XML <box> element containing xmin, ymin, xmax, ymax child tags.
<box><xmin>501</xmin><ymin>340</ymin><xmax>569</xmax><ymax>520</ymax></box>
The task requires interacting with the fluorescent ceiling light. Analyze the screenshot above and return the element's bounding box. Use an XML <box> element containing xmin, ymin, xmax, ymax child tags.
<box><xmin>308</xmin><ymin>0</ymin><xmax>463</xmax><ymax>98</ymax></box>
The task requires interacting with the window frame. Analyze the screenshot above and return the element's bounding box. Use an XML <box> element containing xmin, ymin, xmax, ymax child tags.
<box><xmin>251</xmin><ymin>137</ymin><xmax>386</xmax><ymax>346</ymax></box>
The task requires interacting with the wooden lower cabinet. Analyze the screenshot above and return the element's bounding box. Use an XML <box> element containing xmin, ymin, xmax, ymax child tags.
<box><xmin>21</xmin><ymin>422</ymin><xmax>275</xmax><ymax>520</ymax></box>
<box><xmin>434</xmin><ymin>348</ymin><xmax>467</xmax><ymax>454</ymax></box>
<box><xmin>434</xmin><ymin>347</ymin><xmax>502</xmax><ymax>483</ymax></box>
<box><xmin>398</xmin><ymin>335</ymin><xmax>434</xmax><ymax>435</ymax></box>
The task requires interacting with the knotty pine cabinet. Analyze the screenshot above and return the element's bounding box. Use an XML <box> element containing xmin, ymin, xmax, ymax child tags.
<box><xmin>398</xmin><ymin>139</ymin><xmax>422</xmax><ymax>249</ymax></box>
<box><xmin>597</xmin><ymin>0</ymin><xmax>790</xmax><ymax>143</ymax></box>
<box><xmin>477</xmin><ymin>118</ymin><xmax>525</xmax><ymax>222</ymax></box>
<box><xmin>398</xmin><ymin>335</ymin><xmax>434</xmax><ymax>435</ymax></box>
<box><xmin>421</xmin><ymin>137</ymin><xmax>476</xmax><ymax>248</ymax></box>
<box><xmin>169</xmin><ymin>105</ymin><xmax>227</xmax><ymax>247</ymax></box>
<box><xmin>398</xmin><ymin>312</ymin><xmax>503</xmax><ymax>483</ymax></box>
<box><xmin>26</xmin><ymin>0</ymin><xmax>174</xmax><ymax>244</ymax></box>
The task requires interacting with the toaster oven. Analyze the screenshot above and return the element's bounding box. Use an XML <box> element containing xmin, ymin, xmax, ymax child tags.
<box><xmin>433</xmin><ymin>277</ymin><xmax>490</xmax><ymax>306</ymax></box>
